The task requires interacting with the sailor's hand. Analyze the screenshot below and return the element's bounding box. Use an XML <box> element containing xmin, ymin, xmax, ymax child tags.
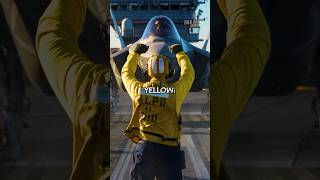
<box><xmin>133</xmin><ymin>43</ymin><xmax>149</xmax><ymax>54</ymax></box>
<box><xmin>169</xmin><ymin>44</ymin><xmax>183</xmax><ymax>54</ymax></box>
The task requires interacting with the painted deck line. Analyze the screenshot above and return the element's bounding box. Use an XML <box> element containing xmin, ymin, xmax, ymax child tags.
<box><xmin>183</xmin><ymin>135</ymin><xmax>210</xmax><ymax>179</ymax></box>
<box><xmin>111</xmin><ymin>139</ymin><xmax>133</xmax><ymax>180</ymax></box>
<box><xmin>111</xmin><ymin>135</ymin><xmax>210</xmax><ymax>180</ymax></box>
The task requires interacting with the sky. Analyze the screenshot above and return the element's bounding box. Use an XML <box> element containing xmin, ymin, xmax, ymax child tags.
<box><xmin>191</xmin><ymin>0</ymin><xmax>210</xmax><ymax>51</ymax></box>
<box><xmin>110</xmin><ymin>0</ymin><xmax>210</xmax><ymax>51</ymax></box>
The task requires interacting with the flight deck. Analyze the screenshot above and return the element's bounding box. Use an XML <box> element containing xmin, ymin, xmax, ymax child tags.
<box><xmin>110</xmin><ymin>91</ymin><xmax>210</xmax><ymax>180</ymax></box>
<box><xmin>1</xmin><ymin>89</ymin><xmax>320</xmax><ymax>179</ymax></box>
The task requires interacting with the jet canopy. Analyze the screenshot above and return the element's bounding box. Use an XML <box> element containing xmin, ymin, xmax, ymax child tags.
<box><xmin>140</xmin><ymin>15</ymin><xmax>181</xmax><ymax>42</ymax></box>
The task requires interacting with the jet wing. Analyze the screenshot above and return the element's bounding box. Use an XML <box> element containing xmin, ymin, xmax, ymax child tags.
<box><xmin>185</xmin><ymin>42</ymin><xmax>210</xmax><ymax>91</ymax></box>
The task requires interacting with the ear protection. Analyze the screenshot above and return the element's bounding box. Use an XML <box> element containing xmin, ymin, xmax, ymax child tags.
<box><xmin>143</xmin><ymin>55</ymin><xmax>176</xmax><ymax>79</ymax></box>
<box><xmin>147</xmin><ymin>55</ymin><xmax>170</xmax><ymax>77</ymax></box>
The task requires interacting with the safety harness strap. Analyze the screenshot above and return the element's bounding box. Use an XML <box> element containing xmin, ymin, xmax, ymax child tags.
<box><xmin>141</xmin><ymin>130</ymin><xmax>178</xmax><ymax>142</ymax></box>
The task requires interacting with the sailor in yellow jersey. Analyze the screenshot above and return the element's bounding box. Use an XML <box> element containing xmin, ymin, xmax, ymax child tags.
<box><xmin>212</xmin><ymin>0</ymin><xmax>271</xmax><ymax>179</ymax></box>
<box><xmin>36</xmin><ymin>0</ymin><xmax>109</xmax><ymax>179</ymax></box>
<box><xmin>35</xmin><ymin>0</ymin><xmax>270</xmax><ymax>179</ymax></box>
<box><xmin>121</xmin><ymin>42</ymin><xmax>195</xmax><ymax>179</ymax></box>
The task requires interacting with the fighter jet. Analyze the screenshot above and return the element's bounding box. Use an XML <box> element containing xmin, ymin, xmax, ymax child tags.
<box><xmin>110</xmin><ymin>15</ymin><xmax>210</xmax><ymax>92</ymax></box>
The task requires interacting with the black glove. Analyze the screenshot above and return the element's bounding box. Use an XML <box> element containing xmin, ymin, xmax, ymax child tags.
<box><xmin>133</xmin><ymin>43</ymin><xmax>149</xmax><ymax>54</ymax></box>
<box><xmin>169</xmin><ymin>44</ymin><xmax>183</xmax><ymax>54</ymax></box>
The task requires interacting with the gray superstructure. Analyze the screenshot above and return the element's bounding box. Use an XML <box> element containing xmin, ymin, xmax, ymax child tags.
<box><xmin>110</xmin><ymin>0</ymin><xmax>205</xmax><ymax>44</ymax></box>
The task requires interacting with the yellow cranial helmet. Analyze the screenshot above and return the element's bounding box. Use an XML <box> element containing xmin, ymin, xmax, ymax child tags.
<box><xmin>148</xmin><ymin>55</ymin><xmax>170</xmax><ymax>78</ymax></box>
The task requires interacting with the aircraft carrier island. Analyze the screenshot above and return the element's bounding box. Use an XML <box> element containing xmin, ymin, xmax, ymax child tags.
<box><xmin>110</xmin><ymin>0</ymin><xmax>206</xmax><ymax>45</ymax></box>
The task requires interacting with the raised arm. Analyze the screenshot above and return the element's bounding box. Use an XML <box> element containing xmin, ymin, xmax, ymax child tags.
<box><xmin>212</xmin><ymin>0</ymin><xmax>271</xmax><ymax>177</ymax></box>
<box><xmin>121</xmin><ymin>52</ymin><xmax>143</xmax><ymax>99</ymax></box>
<box><xmin>36</xmin><ymin>0</ymin><xmax>109</xmax><ymax>119</ymax></box>
<box><xmin>174</xmin><ymin>51</ymin><xmax>195</xmax><ymax>105</ymax></box>
<box><xmin>121</xmin><ymin>43</ymin><xmax>149</xmax><ymax>99</ymax></box>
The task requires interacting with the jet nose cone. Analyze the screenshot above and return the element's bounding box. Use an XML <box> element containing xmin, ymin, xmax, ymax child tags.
<box><xmin>141</xmin><ymin>41</ymin><xmax>175</xmax><ymax>58</ymax></box>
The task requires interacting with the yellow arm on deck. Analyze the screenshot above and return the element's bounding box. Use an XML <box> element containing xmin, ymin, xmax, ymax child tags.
<box><xmin>212</xmin><ymin>0</ymin><xmax>271</xmax><ymax>177</ymax></box>
<box><xmin>35</xmin><ymin>0</ymin><xmax>109</xmax><ymax>119</ymax></box>
<box><xmin>36</xmin><ymin>0</ymin><xmax>110</xmax><ymax>179</ymax></box>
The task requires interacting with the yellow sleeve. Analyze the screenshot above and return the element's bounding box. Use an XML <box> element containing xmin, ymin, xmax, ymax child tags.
<box><xmin>211</xmin><ymin>0</ymin><xmax>271</xmax><ymax>177</ymax></box>
<box><xmin>121</xmin><ymin>52</ymin><xmax>143</xmax><ymax>99</ymax></box>
<box><xmin>174</xmin><ymin>52</ymin><xmax>195</xmax><ymax>109</ymax></box>
<box><xmin>35</xmin><ymin>0</ymin><xmax>109</xmax><ymax>120</ymax></box>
